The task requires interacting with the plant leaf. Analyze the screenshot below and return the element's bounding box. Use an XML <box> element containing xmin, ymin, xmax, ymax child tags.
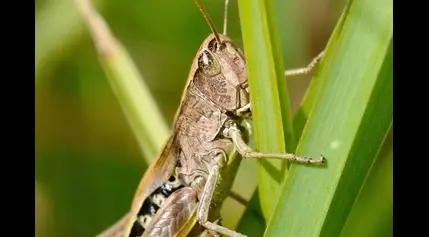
<box><xmin>76</xmin><ymin>0</ymin><xmax>169</xmax><ymax>162</ymax></box>
<box><xmin>340</xmin><ymin>130</ymin><xmax>393</xmax><ymax>237</ymax></box>
<box><xmin>264</xmin><ymin>0</ymin><xmax>393</xmax><ymax>235</ymax></box>
<box><xmin>237</xmin><ymin>0</ymin><xmax>296</xmax><ymax>220</ymax></box>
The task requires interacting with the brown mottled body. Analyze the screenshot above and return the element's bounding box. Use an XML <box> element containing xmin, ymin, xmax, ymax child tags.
<box><xmin>132</xmin><ymin>33</ymin><xmax>250</xmax><ymax>237</ymax></box>
<box><xmin>99</xmin><ymin>32</ymin><xmax>251</xmax><ymax>237</ymax></box>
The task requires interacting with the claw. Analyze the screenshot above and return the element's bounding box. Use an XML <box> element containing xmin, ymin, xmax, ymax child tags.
<box><xmin>318</xmin><ymin>154</ymin><xmax>326</xmax><ymax>164</ymax></box>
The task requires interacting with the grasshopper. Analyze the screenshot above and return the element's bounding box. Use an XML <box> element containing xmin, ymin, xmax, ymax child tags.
<box><xmin>96</xmin><ymin>0</ymin><xmax>325</xmax><ymax>236</ymax></box>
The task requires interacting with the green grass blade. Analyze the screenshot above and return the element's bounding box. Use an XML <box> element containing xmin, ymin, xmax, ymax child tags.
<box><xmin>264</xmin><ymin>0</ymin><xmax>393</xmax><ymax>235</ymax></box>
<box><xmin>237</xmin><ymin>0</ymin><xmax>296</xmax><ymax>220</ymax></box>
<box><xmin>76</xmin><ymin>0</ymin><xmax>169</xmax><ymax>162</ymax></box>
<box><xmin>340</xmin><ymin>130</ymin><xmax>392</xmax><ymax>237</ymax></box>
<box><xmin>236</xmin><ymin>0</ymin><xmax>311</xmax><ymax>230</ymax></box>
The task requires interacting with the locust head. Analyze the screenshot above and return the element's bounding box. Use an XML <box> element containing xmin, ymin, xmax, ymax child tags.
<box><xmin>192</xmin><ymin>33</ymin><xmax>250</xmax><ymax>115</ymax></box>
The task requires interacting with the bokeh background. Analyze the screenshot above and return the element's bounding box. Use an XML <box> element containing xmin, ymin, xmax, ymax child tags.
<box><xmin>35</xmin><ymin>0</ymin><xmax>358</xmax><ymax>236</ymax></box>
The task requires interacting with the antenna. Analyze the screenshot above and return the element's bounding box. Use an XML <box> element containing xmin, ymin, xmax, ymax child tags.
<box><xmin>223</xmin><ymin>0</ymin><xmax>229</xmax><ymax>35</ymax></box>
<box><xmin>194</xmin><ymin>0</ymin><xmax>222</xmax><ymax>45</ymax></box>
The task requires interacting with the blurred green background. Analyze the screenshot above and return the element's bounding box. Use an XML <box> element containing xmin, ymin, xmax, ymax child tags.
<box><xmin>35</xmin><ymin>0</ymin><xmax>389</xmax><ymax>236</ymax></box>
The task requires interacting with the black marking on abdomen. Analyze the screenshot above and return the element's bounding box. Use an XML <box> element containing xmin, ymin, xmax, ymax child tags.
<box><xmin>140</xmin><ymin>199</ymin><xmax>159</xmax><ymax>216</ymax></box>
<box><xmin>128</xmin><ymin>175</ymin><xmax>185</xmax><ymax>237</ymax></box>
<box><xmin>160</xmin><ymin>175</ymin><xmax>183</xmax><ymax>196</ymax></box>
<box><xmin>130</xmin><ymin>220</ymin><xmax>144</xmax><ymax>237</ymax></box>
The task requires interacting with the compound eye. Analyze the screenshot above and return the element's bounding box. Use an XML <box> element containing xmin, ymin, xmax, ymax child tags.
<box><xmin>198</xmin><ymin>50</ymin><xmax>221</xmax><ymax>76</ymax></box>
